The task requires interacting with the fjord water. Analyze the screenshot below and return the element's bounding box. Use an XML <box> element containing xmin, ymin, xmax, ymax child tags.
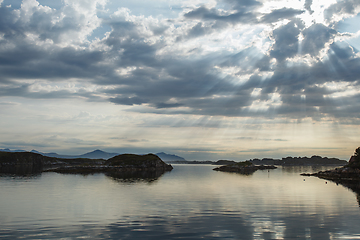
<box><xmin>1</xmin><ymin>165</ymin><xmax>360</xmax><ymax>240</ymax></box>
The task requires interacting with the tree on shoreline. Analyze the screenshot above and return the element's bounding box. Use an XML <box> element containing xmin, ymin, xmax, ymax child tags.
<box><xmin>355</xmin><ymin>147</ymin><xmax>360</xmax><ymax>159</ymax></box>
<box><xmin>349</xmin><ymin>147</ymin><xmax>360</xmax><ymax>168</ymax></box>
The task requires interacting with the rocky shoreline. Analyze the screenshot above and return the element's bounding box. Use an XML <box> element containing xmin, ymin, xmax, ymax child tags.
<box><xmin>300</xmin><ymin>147</ymin><xmax>360</xmax><ymax>205</ymax></box>
<box><xmin>301</xmin><ymin>148</ymin><xmax>360</xmax><ymax>182</ymax></box>
<box><xmin>301</xmin><ymin>167</ymin><xmax>360</xmax><ymax>181</ymax></box>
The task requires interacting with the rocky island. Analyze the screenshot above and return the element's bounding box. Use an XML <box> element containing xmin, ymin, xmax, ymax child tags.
<box><xmin>213</xmin><ymin>161</ymin><xmax>277</xmax><ymax>174</ymax></box>
<box><xmin>0</xmin><ymin>151</ymin><xmax>173</xmax><ymax>178</ymax></box>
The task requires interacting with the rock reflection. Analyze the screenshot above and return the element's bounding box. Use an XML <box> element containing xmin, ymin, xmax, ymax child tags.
<box><xmin>282</xmin><ymin>165</ymin><xmax>337</xmax><ymax>173</ymax></box>
<box><xmin>0</xmin><ymin>165</ymin><xmax>42</xmax><ymax>176</ymax></box>
<box><xmin>326</xmin><ymin>179</ymin><xmax>360</xmax><ymax>207</ymax></box>
<box><xmin>105</xmin><ymin>170</ymin><xmax>169</xmax><ymax>183</ymax></box>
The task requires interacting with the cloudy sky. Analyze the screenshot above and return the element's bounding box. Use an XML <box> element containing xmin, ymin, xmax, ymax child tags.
<box><xmin>0</xmin><ymin>0</ymin><xmax>359</xmax><ymax>160</ymax></box>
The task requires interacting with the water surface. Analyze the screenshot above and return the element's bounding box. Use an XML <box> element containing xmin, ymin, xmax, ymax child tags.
<box><xmin>1</xmin><ymin>164</ymin><xmax>360</xmax><ymax>239</ymax></box>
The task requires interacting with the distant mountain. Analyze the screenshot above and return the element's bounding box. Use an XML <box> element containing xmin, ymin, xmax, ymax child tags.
<box><xmin>30</xmin><ymin>150</ymin><xmax>80</xmax><ymax>159</ymax></box>
<box><xmin>78</xmin><ymin>150</ymin><xmax>119</xmax><ymax>159</ymax></box>
<box><xmin>36</xmin><ymin>149</ymin><xmax>119</xmax><ymax>160</ymax></box>
<box><xmin>0</xmin><ymin>148</ymin><xmax>27</xmax><ymax>153</ymax></box>
<box><xmin>156</xmin><ymin>152</ymin><xmax>186</xmax><ymax>162</ymax></box>
<box><xmin>1</xmin><ymin>149</ymin><xmax>119</xmax><ymax>160</ymax></box>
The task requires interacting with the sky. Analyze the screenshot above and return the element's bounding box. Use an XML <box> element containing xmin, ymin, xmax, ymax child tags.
<box><xmin>0</xmin><ymin>0</ymin><xmax>359</xmax><ymax>161</ymax></box>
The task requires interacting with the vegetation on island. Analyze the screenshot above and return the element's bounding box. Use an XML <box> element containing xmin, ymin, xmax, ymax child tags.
<box><xmin>348</xmin><ymin>147</ymin><xmax>360</xmax><ymax>168</ymax></box>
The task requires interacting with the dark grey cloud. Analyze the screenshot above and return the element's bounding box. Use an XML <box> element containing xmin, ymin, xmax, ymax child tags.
<box><xmin>104</xmin><ymin>58</ymin><xmax>238</xmax><ymax>107</ymax></box>
<box><xmin>330</xmin><ymin>42</ymin><xmax>354</xmax><ymax>59</ymax></box>
<box><xmin>269</xmin><ymin>22</ymin><xmax>337</xmax><ymax>62</ymax></box>
<box><xmin>269</xmin><ymin>20</ymin><xmax>304</xmax><ymax>62</ymax></box>
<box><xmin>301</xmin><ymin>24</ymin><xmax>337</xmax><ymax>56</ymax></box>
<box><xmin>310</xmin><ymin>45</ymin><xmax>360</xmax><ymax>83</ymax></box>
<box><xmin>184</xmin><ymin>5</ymin><xmax>304</xmax><ymax>29</ymax></box>
<box><xmin>221</xmin><ymin>0</ymin><xmax>263</xmax><ymax>10</ymax></box>
<box><xmin>186</xmin><ymin>22</ymin><xmax>214</xmax><ymax>39</ymax></box>
<box><xmin>155</xmin><ymin>102</ymin><xmax>184</xmax><ymax>109</ymax></box>
<box><xmin>261</xmin><ymin>8</ymin><xmax>305</xmax><ymax>23</ymax></box>
<box><xmin>219</xmin><ymin>46</ymin><xmax>268</xmax><ymax>73</ymax></box>
<box><xmin>184</xmin><ymin>5</ymin><xmax>258</xmax><ymax>25</ymax></box>
<box><xmin>0</xmin><ymin>83</ymin><xmax>101</xmax><ymax>101</ymax></box>
<box><xmin>325</xmin><ymin>0</ymin><xmax>360</xmax><ymax>21</ymax></box>
<box><xmin>0</xmin><ymin>3</ymin><xmax>90</xmax><ymax>45</ymax></box>
<box><xmin>0</xmin><ymin>44</ymin><xmax>106</xmax><ymax>81</ymax></box>
<box><xmin>109</xmin><ymin>96</ymin><xmax>148</xmax><ymax>106</ymax></box>
<box><xmin>0</xmin><ymin>5</ymin><xmax>108</xmax><ymax>82</ymax></box>
<box><xmin>304</xmin><ymin>0</ymin><xmax>314</xmax><ymax>14</ymax></box>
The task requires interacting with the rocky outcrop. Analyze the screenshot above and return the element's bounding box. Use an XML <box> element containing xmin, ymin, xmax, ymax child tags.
<box><xmin>213</xmin><ymin>161</ymin><xmax>277</xmax><ymax>174</ymax></box>
<box><xmin>106</xmin><ymin>154</ymin><xmax>173</xmax><ymax>170</ymax></box>
<box><xmin>301</xmin><ymin>167</ymin><xmax>360</xmax><ymax>181</ymax></box>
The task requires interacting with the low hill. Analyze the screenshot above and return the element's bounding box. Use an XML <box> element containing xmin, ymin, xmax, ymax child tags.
<box><xmin>106</xmin><ymin>153</ymin><xmax>173</xmax><ymax>170</ymax></box>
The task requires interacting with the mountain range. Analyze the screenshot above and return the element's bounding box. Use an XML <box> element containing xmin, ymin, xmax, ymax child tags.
<box><xmin>0</xmin><ymin>148</ymin><xmax>186</xmax><ymax>161</ymax></box>
<box><xmin>155</xmin><ymin>152</ymin><xmax>186</xmax><ymax>162</ymax></box>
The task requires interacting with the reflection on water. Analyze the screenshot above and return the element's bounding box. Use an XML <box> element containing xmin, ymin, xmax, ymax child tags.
<box><xmin>105</xmin><ymin>170</ymin><xmax>167</xmax><ymax>183</ymax></box>
<box><xmin>1</xmin><ymin>165</ymin><xmax>360</xmax><ymax>239</ymax></box>
<box><xmin>0</xmin><ymin>165</ymin><xmax>42</xmax><ymax>176</ymax></box>
<box><xmin>324</xmin><ymin>178</ymin><xmax>360</xmax><ymax>207</ymax></box>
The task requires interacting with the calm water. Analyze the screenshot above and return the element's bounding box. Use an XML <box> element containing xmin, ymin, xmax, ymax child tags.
<box><xmin>1</xmin><ymin>164</ymin><xmax>360</xmax><ymax>240</ymax></box>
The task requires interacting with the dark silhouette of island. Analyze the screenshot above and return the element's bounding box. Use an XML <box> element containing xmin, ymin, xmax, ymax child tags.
<box><xmin>249</xmin><ymin>156</ymin><xmax>347</xmax><ymax>166</ymax></box>
<box><xmin>212</xmin><ymin>160</ymin><xmax>237</xmax><ymax>165</ymax></box>
<box><xmin>0</xmin><ymin>151</ymin><xmax>173</xmax><ymax>177</ymax></box>
<box><xmin>212</xmin><ymin>155</ymin><xmax>346</xmax><ymax>175</ymax></box>
<box><xmin>166</xmin><ymin>156</ymin><xmax>347</xmax><ymax>165</ymax></box>
<box><xmin>213</xmin><ymin>161</ymin><xmax>277</xmax><ymax>175</ymax></box>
